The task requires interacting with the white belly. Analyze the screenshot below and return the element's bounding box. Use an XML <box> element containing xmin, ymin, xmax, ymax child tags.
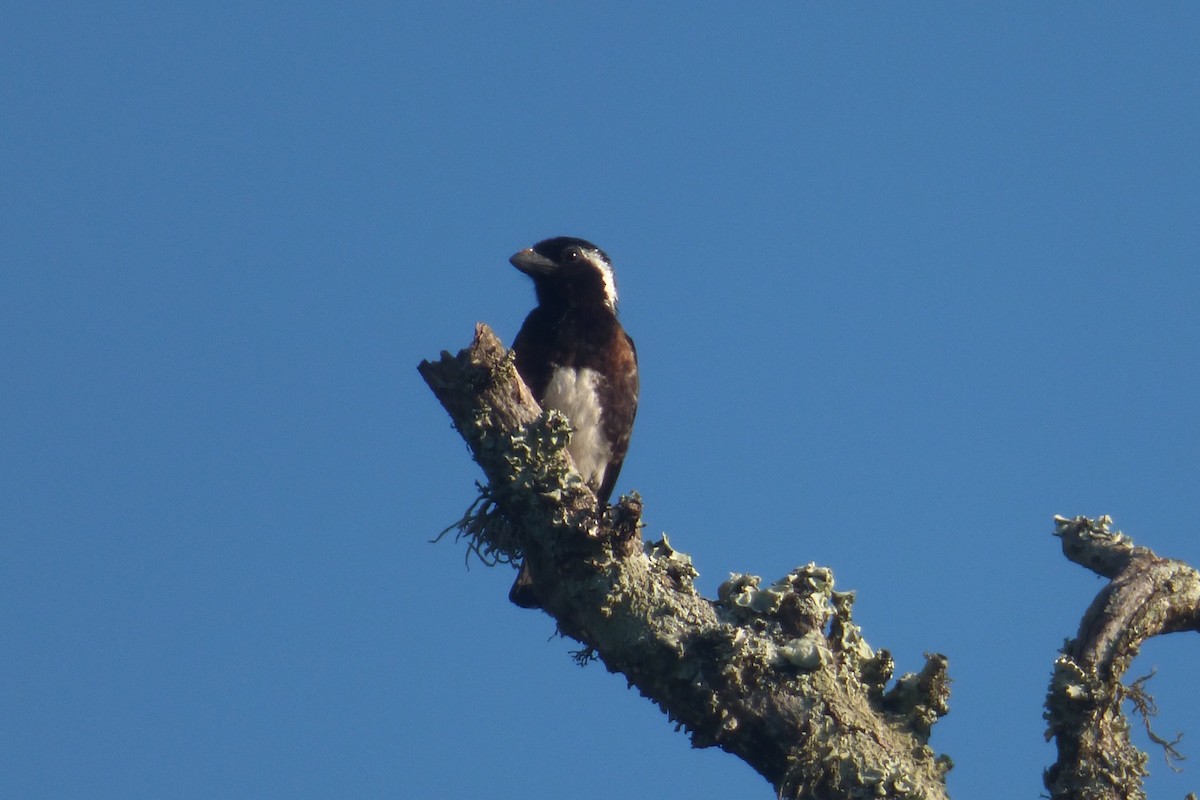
<box><xmin>542</xmin><ymin>367</ymin><xmax>611</xmax><ymax>489</ymax></box>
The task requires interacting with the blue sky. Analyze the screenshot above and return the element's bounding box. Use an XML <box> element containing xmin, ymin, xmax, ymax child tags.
<box><xmin>3</xmin><ymin>4</ymin><xmax>1199</xmax><ymax>798</ymax></box>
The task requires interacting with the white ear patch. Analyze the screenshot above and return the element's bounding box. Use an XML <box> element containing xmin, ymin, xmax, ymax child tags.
<box><xmin>542</xmin><ymin>366</ymin><xmax>612</xmax><ymax>489</ymax></box>
<box><xmin>581</xmin><ymin>248</ymin><xmax>617</xmax><ymax>309</ymax></box>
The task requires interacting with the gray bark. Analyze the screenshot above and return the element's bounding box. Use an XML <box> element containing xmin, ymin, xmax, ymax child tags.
<box><xmin>1044</xmin><ymin>515</ymin><xmax>1200</xmax><ymax>800</ymax></box>
<box><xmin>419</xmin><ymin>325</ymin><xmax>1199</xmax><ymax>799</ymax></box>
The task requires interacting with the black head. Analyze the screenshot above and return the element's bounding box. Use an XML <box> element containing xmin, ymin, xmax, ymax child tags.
<box><xmin>510</xmin><ymin>236</ymin><xmax>617</xmax><ymax>311</ymax></box>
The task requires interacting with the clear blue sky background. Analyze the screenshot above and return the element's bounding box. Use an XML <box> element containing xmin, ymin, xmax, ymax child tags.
<box><xmin>3</xmin><ymin>4</ymin><xmax>1198</xmax><ymax>798</ymax></box>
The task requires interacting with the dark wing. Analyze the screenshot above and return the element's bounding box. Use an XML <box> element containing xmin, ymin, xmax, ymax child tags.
<box><xmin>595</xmin><ymin>328</ymin><xmax>638</xmax><ymax>506</ymax></box>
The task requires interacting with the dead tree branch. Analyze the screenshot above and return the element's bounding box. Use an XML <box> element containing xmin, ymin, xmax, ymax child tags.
<box><xmin>419</xmin><ymin>325</ymin><xmax>952</xmax><ymax>799</ymax></box>
<box><xmin>1044</xmin><ymin>515</ymin><xmax>1200</xmax><ymax>800</ymax></box>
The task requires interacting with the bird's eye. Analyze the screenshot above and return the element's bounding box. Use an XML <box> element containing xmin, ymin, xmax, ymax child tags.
<box><xmin>563</xmin><ymin>247</ymin><xmax>579</xmax><ymax>263</ymax></box>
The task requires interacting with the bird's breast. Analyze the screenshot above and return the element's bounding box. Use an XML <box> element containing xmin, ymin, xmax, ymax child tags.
<box><xmin>542</xmin><ymin>366</ymin><xmax>612</xmax><ymax>490</ymax></box>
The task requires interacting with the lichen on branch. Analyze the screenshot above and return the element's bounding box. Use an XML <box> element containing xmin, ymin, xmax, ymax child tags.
<box><xmin>420</xmin><ymin>325</ymin><xmax>952</xmax><ymax>799</ymax></box>
<box><xmin>1044</xmin><ymin>515</ymin><xmax>1200</xmax><ymax>800</ymax></box>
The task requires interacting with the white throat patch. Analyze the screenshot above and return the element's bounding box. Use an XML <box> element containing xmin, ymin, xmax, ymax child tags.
<box><xmin>542</xmin><ymin>366</ymin><xmax>611</xmax><ymax>490</ymax></box>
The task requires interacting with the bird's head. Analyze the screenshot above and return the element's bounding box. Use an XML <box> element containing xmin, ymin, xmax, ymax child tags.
<box><xmin>510</xmin><ymin>236</ymin><xmax>617</xmax><ymax>312</ymax></box>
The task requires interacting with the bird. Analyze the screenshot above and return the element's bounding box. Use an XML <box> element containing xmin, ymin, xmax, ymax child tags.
<box><xmin>507</xmin><ymin>236</ymin><xmax>639</xmax><ymax>608</ymax></box>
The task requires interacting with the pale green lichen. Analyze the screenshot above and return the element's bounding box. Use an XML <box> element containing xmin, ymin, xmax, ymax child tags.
<box><xmin>645</xmin><ymin>533</ymin><xmax>699</xmax><ymax>590</ymax></box>
<box><xmin>829</xmin><ymin>590</ymin><xmax>875</xmax><ymax>665</ymax></box>
<box><xmin>1048</xmin><ymin>654</ymin><xmax>1092</xmax><ymax>705</ymax></box>
<box><xmin>439</xmin><ymin>407</ymin><xmax>598</xmax><ymax>566</ymax></box>
<box><xmin>880</xmin><ymin>654</ymin><xmax>950</xmax><ymax>743</ymax></box>
<box><xmin>501</xmin><ymin>410</ymin><xmax>575</xmax><ymax>491</ymax></box>
<box><xmin>779</xmin><ymin>631</ymin><xmax>831</xmax><ymax>670</ymax></box>
<box><xmin>719</xmin><ymin>573</ymin><xmax>788</xmax><ymax>614</ymax></box>
<box><xmin>1053</xmin><ymin>513</ymin><xmax>1130</xmax><ymax>547</ymax></box>
<box><xmin>791</xmin><ymin>715</ymin><xmax>949</xmax><ymax>800</ymax></box>
<box><xmin>718</xmin><ymin>564</ymin><xmax>836</xmax><ymax>620</ymax></box>
<box><xmin>436</xmin><ymin>485</ymin><xmax>520</xmax><ymax>566</ymax></box>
